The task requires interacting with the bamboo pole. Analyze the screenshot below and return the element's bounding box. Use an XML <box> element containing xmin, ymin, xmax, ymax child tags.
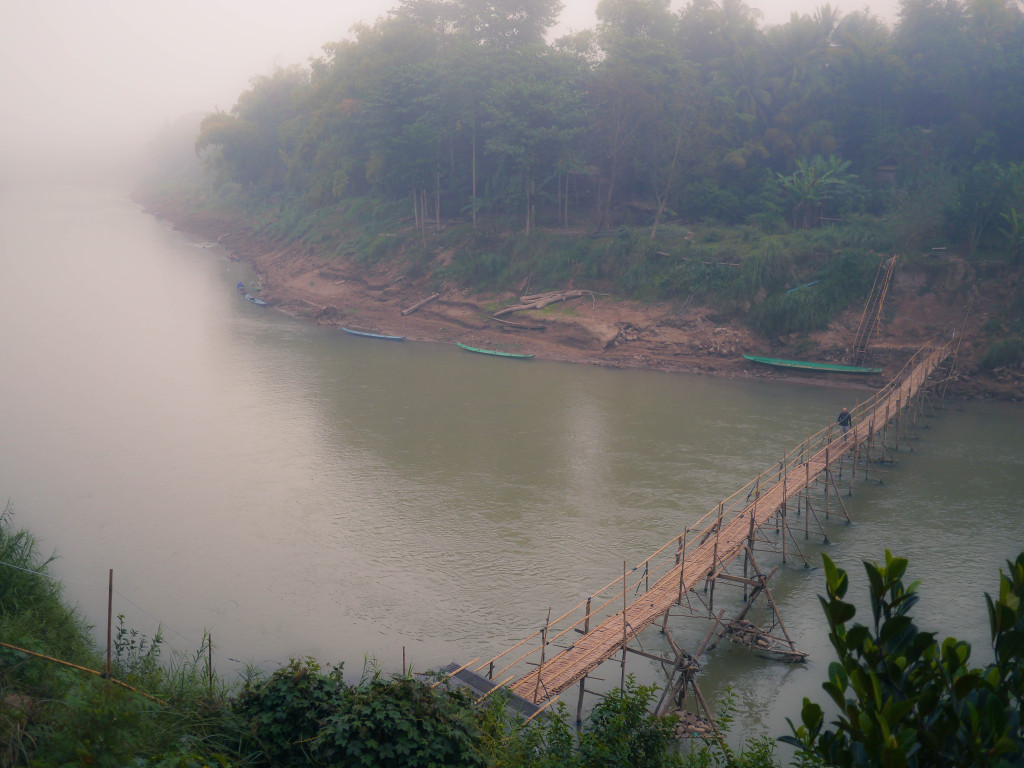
<box><xmin>0</xmin><ymin>641</ymin><xmax>166</xmax><ymax>705</ymax></box>
<box><xmin>431</xmin><ymin>658</ymin><xmax>480</xmax><ymax>689</ymax></box>
<box><xmin>533</xmin><ymin>608</ymin><xmax>551</xmax><ymax>704</ymax></box>
<box><xmin>621</xmin><ymin>561</ymin><xmax>628</xmax><ymax>692</ymax></box>
<box><xmin>805</xmin><ymin>461</ymin><xmax>810</xmax><ymax>539</ymax></box>
<box><xmin>677</xmin><ymin>528</ymin><xmax>688</xmax><ymax>604</ymax></box>
<box><xmin>781</xmin><ymin>479</ymin><xmax>787</xmax><ymax>564</ymax></box>
<box><xmin>401</xmin><ymin>292</ymin><xmax>439</xmax><ymax>316</ymax></box>
<box><xmin>577</xmin><ymin>595</ymin><xmax>592</xmax><ymax>724</ymax></box>
<box><xmin>106</xmin><ymin>569</ymin><xmax>113</xmax><ymax>679</ymax></box>
<box><xmin>476</xmin><ymin>675</ymin><xmax>516</xmax><ymax>703</ymax></box>
<box><xmin>825</xmin><ymin>446</ymin><xmax>830</xmax><ymax>520</ymax></box>
<box><xmin>896</xmin><ymin>394</ymin><xmax>902</xmax><ymax>451</ymax></box>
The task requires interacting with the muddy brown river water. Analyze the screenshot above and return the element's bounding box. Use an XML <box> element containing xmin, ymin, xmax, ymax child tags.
<box><xmin>1</xmin><ymin>178</ymin><xmax>1020</xmax><ymax>745</ymax></box>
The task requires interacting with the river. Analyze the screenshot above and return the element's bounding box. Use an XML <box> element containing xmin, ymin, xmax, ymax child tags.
<box><xmin>1</xmin><ymin>178</ymin><xmax>1020</xmax><ymax>745</ymax></box>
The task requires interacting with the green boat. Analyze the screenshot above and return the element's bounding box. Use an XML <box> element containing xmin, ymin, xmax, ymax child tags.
<box><xmin>742</xmin><ymin>354</ymin><xmax>882</xmax><ymax>374</ymax></box>
<box><xmin>457</xmin><ymin>342</ymin><xmax>534</xmax><ymax>359</ymax></box>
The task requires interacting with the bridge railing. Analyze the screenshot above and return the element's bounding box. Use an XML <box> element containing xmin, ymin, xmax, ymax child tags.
<box><xmin>472</xmin><ymin>341</ymin><xmax>950</xmax><ymax>688</ymax></box>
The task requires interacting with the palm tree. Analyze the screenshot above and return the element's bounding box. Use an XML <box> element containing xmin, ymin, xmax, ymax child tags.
<box><xmin>775</xmin><ymin>154</ymin><xmax>857</xmax><ymax>228</ymax></box>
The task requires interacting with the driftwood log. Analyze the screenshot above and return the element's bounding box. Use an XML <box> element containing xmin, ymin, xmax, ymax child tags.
<box><xmin>401</xmin><ymin>292</ymin><xmax>440</xmax><ymax>316</ymax></box>
<box><xmin>491</xmin><ymin>289</ymin><xmax>587</xmax><ymax>318</ymax></box>
<box><xmin>488</xmin><ymin>316</ymin><xmax>547</xmax><ymax>331</ymax></box>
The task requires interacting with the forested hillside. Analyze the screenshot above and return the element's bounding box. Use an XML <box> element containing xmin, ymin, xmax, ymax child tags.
<box><xmin>145</xmin><ymin>0</ymin><xmax>1024</xmax><ymax>391</ymax></box>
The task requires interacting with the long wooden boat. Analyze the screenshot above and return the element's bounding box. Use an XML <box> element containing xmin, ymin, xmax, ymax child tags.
<box><xmin>343</xmin><ymin>327</ymin><xmax>405</xmax><ymax>341</ymax></box>
<box><xmin>742</xmin><ymin>353</ymin><xmax>881</xmax><ymax>374</ymax></box>
<box><xmin>244</xmin><ymin>293</ymin><xmax>267</xmax><ymax>306</ymax></box>
<box><xmin>457</xmin><ymin>342</ymin><xmax>533</xmax><ymax>359</ymax></box>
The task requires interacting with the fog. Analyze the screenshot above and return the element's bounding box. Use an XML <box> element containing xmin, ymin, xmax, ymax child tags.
<box><xmin>0</xmin><ymin>0</ymin><xmax>899</xmax><ymax>181</ymax></box>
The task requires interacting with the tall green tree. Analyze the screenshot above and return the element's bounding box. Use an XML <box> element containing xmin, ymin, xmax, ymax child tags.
<box><xmin>775</xmin><ymin>154</ymin><xmax>859</xmax><ymax>227</ymax></box>
<box><xmin>196</xmin><ymin>66</ymin><xmax>310</xmax><ymax>190</ymax></box>
<box><xmin>483</xmin><ymin>50</ymin><xmax>589</xmax><ymax>233</ymax></box>
<box><xmin>589</xmin><ymin>0</ymin><xmax>679</xmax><ymax>230</ymax></box>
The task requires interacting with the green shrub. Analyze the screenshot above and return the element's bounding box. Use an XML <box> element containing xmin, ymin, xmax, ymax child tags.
<box><xmin>317</xmin><ymin>671</ymin><xmax>486</xmax><ymax>768</ymax></box>
<box><xmin>783</xmin><ymin>551</ymin><xmax>1024</xmax><ymax>767</ymax></box>
<box><xmin>980</xmin><ymin>337</ymin><xmax>1024</xmax><ymax>369</ymax></box>
<box><xmin>31</xmin><ymin>676</ymin><xmax>157</xmax><ymax>767</ymax></box>
<box><xmin>232</xmin><ymin>657</ymin><xmax>346</xmax><ymax>766</ymax></box>
<box><xmin>576</xmin><ymin>678</ymin><xmax>683</xmax><ymax>768</ymax></box>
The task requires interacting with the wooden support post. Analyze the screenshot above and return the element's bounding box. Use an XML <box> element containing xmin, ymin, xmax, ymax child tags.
<box><xmin>825</xmin><ymin>446</ymin><xmax>831</xmax><ymax>520</ymax></box>
<box><xmin>677</xmin><ymin>529</ymin><xmax>688</xmax><ymax>604</ymax></box>
<box><xmin>895</xmin><ymin>394</ymin><xmax>902</xmax><ymax>451</ymax></box>
<box><xmin>744</xmin><ymin>501</ymin><xmax>756</xmax><ymax>601</ymax></box>
<box><xmin>746</xmin><ymin>548</ymin><xmax>802</xmax><ymax>656</ymax></box>
<box><xmin>882</xmin><ymin>402</ymin><xmax>890</xmax><ymax>457</ymax></box>
<box><xmin>533</xmin><ymin>608</ymin><xmax>551</xmax><ymax>704</ymax></box>
<box><xmin>577</xmin><ymin>598</ymin><xmax>591</xmax><ymax>724</ymax></box>
<box><xmin>707</xmin><ymin>504</ymin><xmax>722</xmax><ymax>594</ymax></box>
<box><xmin>781</xmin><ymin>480</ymin><xmax>787</xmax><ymax>564</ymax></box>
<box><xmin>827</xmin><ymin>469</ymin><xmax>851</xmax><ymax>522</ymax></box>
<box><xmin>780</xmin><ymin>508</ymin><xmax>810</xmax><ymax>567</ymax></box>
<box><xmin>621</xmin><ymin>561</ymin><xmax>628</xmax><ymax>692</ymax></box>
<box><xmin>577</xmin><ymin>677</ymin><xmax>587</xmax><ymax>724</ymax></box>
<box><xmin>866</xmin><ymin>417</ymin><xmax>876</xmax><ymax>481</ymax></box>
<box><xmin>850</xmin><ymin>441</ymin><xmax>858</xmax><ymax>496</ymax></box>
<box><xmin>106</xmin><ymin>569</ymin><xmax>113</xmax><ymax>679</ymax></box>
<box><xmin>805</xmin><ymin>461</ymin><xmax>810</xmax><ymax>540</ymax></box>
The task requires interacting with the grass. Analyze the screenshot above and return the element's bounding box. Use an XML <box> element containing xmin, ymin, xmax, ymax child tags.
<box><xmin>0</xmin><ymin>502</ymin><xmax>244</xmax><ymax>765</ymax></box>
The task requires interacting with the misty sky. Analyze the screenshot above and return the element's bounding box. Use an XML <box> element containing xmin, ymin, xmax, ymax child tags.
<box><xmin>1</xmin><ymin>0</ymin><xmax>899</xmax><ymax>170</ymax></box>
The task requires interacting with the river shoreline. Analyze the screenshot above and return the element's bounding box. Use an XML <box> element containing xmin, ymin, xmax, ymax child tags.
<box><xmin>141</xmin><ymin>196</ymin><xmax>1022</xmax><ymax>401</ymax></box>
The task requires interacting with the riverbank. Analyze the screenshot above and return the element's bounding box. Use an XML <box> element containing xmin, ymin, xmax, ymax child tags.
<box><xmin>141</xmin><ymin>197</ymin><xmax>1022</xmax><ymax>401</ymax></box>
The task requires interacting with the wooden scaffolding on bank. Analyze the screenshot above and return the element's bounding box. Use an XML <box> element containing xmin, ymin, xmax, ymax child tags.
<box><xmin>437</xmin><ymin>341</ymin><xmax>952</xmax><ymax>734</ymax></box>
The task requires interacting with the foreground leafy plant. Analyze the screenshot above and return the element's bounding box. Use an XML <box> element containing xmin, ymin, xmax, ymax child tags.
<box><xmin>782</xmin><ymin>551</ymin><xmax>1024</xmax><ymax>767</ymax></box>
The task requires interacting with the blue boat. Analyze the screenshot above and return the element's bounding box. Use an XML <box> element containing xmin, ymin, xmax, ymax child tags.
<box><xmin>244</xmin><ymin>293</ymin><xmax>267</xmax><ymax>306</ymax></box>
<box><xmin>343</xmin><ymin>327</ymin><xmax>405</xmax><ymax>341</ymax></box>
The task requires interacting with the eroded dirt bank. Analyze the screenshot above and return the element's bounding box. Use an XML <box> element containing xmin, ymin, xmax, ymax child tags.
<box><xmin>145</xmin><ymin>200</ymin><xmax>1023</xmax><ymax>401</ymax></box>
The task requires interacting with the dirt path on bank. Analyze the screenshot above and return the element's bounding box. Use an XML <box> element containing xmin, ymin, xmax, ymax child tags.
<box><xmin>146</xmin><ymin>201</ymin><xmax>1022</xmax><ymax>401</ymax></box>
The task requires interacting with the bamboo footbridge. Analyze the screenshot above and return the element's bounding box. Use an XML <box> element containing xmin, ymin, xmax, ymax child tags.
<box><xmin>444</xmin><ymin>340</ymin><xmax>954</xmax><ymax>728</ymax></box>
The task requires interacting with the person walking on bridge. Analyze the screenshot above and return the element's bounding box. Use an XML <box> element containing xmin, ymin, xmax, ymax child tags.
<box><xmin>837</xmin><ymin>407</ymin><xmax>852</xmax><ymax>438</ymax></box>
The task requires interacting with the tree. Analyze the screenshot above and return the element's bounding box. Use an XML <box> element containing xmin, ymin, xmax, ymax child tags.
<box><xmin>775</xmin><ymin>154</ymin><xmax>858</xmax><ymax>228</ymax></box>
<box><xmin>589</xmin><ymin>0</ymin><xmax>679</xmax><ymax>230</ymax></box>
<box><xmin>482</xmin><ymin>50</ymin><xmax>588</xmax><ymax>233</ymax></box>
<box><xmin>196</xmin><ymin>66</ymin><xmax>310</xmax><ymax>190</ymax></box>
<box><xmin>454</xmin><ymin>0</ymin><xmax>566</xmax><ymax>48</ymax></box>
<box><xmin>784</xmin><ymin>551</ymin><xmax>1024</xmax><ymax>767</ymax></box>
<box><xmin>946</xmin><ymin>161</ymin><xmax>1024</xmax><ymax>256</ymax></box>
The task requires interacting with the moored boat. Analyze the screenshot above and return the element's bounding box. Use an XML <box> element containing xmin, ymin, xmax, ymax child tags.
<box><xmin>343</xmin><ymin>327</ymin><xmax>405</xmax><ymax>341</ymax></box>
<box><xmin>244</xmin><ymin>294</ymin><xmax>267</xmax><ymax>306</ymax></box>
<box><xmin>742</xmin><ymin>354</ymin><xmax>881</xmax><ymax>374</ymax></box>
<box><xmin>457</xmin><ymin>342</ymin><xmax>533</xmax><ymax>359</ymax></box>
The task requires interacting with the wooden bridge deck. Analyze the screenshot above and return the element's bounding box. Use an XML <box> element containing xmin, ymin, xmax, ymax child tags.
<box><xmin>487</xmin><ymin>342</ymin><xmax>951</xmax><ymax>706</ymax></box>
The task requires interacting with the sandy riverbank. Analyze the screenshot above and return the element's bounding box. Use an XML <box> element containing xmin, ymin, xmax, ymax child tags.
<box><xmin>143</xmin><ymin>198</ymin><xmax>1021</xmax><ymax>401</ymax></box>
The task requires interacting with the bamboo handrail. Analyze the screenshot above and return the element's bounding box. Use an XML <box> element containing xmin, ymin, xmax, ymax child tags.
<box><xmin>0</xmin><ymin>641</ymin><xmax>167</xmax><ymax>705</ymax></box>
